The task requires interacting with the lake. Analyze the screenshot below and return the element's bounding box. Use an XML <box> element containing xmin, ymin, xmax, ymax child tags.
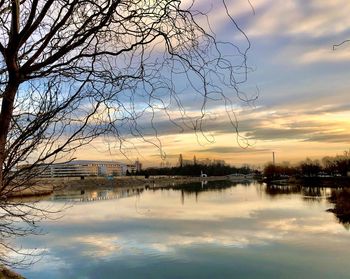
<box><xmin>13</xmin><ymin>181</ymin><xmax>350</xmax><ymax>278</ymax></box>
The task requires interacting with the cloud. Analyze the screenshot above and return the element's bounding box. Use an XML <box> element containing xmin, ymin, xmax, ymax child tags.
<box><xmin>306</xmin><ymin>104</ymin><xmax>350</xmax><ymax>115</ymax></box>
<box><xmin>191</xmin><ymin>146</ymin><xmax>270</xmax><ymax>154</ymax></box>
<box><xmin>245</xmin><ymin>0</ymin><xmax>350</xmax><ymax>38</ymax></box>
<box><xmin>236</xmin><ymin>0</ymin><xmax>350</xmax><ymax>67</ymax></box>
<box><xmin>107</xmin><ymin>103</ymin><xmax>350</xmax><ymax>146</ymax></box>
<box><xmin>245</xmin><ymin>127</ymin><xmax>312</xmax><ymax>141</ymax></box>
<box><xmin>246</xmin><ymin>128</ymin><xmax>350</xmax><ymax>144</ymax></box>
<box><xmin>298</xmin><ymin>48</ymin><xmax>350</xmax><ymax>64</ymax></box>
<box><xmin>150</xmin><ymin>154</ymin><xmax>179</xmax><ymax>158</ymax></box>
<box><xmin>304</xmin><ymin>133</ymin><xmax>350</xmax><ymax>144</ymax></box>
<box><xmin>69</xmin><ymin>0</ymin><xmax>350</xmax><ymax>164</ymax></box>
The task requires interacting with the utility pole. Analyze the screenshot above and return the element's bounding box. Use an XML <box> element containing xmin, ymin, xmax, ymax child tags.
<box><xmin>179</xmin><ymin>154</ymin><xmax>183</xmax><ymax>168</ymax></box>
<box><xmin>272</xmin><ymin>152</ymin><xmax>275</xmax><ymax>165</ymax></box>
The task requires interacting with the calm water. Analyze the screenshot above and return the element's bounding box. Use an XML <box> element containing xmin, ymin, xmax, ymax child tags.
<box><xmin>14</xmin><ymin>181</ymin><xmax>350</xmax><ymax>278</ymax></box>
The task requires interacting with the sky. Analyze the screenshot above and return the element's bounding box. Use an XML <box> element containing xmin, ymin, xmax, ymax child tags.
<box><xmin>76</xmin><ymin>0</ymin><xmax>350</xmax><ymax>167</ymax></box>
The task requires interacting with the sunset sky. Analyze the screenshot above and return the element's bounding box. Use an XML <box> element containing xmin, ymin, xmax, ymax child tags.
<box><xmin>76</xmin><ymin>0</ymin><xmax>350</xmax><ymax>167</ymax></box>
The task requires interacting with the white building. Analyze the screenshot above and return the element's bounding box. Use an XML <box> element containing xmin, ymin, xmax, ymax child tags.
<box><xmin>27</xmin><ymin>160</ymin><xmax>138</xmax><ymax>178</ymax></box>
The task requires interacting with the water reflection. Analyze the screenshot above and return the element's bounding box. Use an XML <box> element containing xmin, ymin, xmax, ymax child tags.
<box><xmin>14</xmin><ymin>181</ymin><xmax>350</xmax><ymax>279</ymax></box>
<box><xmin>151</xmin><ymin>180</ymin><xmax>239</xmax><ymax>204</ymax></box>
<box><xmin>52</xmin><ymin>187</ymin><xmax>145</xmax><ymax>202</ymax></box>
<box><xmin>154</xmin><ymin>180</ymin><xmax>237</xmax><ymax>193</ymax></box>
<box><xmin>53</xmin><ymin>181</ymin><xmax>349</xmax><ymax>229</ymax></box>
<box><xmin>53</xmin><ymin>181</ymin><xmax>335</xmax><ymax>203</ymax></box>
<box><xmin>264</xmin><ymin>184</ymin><xmax>302</xmax><ymax>196</ymax></box>
<box><xmin>264</xmin><ymin>184</ymin><xmax>332</xmax><ymax>202</ymax></box>
<box><xmin>328</xmin><ymin>188</ymin><xmax>350</xmax><ymax>229</ymax></box>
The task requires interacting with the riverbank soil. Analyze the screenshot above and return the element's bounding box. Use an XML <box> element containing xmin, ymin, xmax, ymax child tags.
<box><xmin>0</xmin><ymin>267</ymin><xmax>24</xmax><ymax>279</ymax></box>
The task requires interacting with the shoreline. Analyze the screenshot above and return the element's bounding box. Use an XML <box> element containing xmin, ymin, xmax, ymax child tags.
<box><xmin>9</xmin><ymin>175</ymin><xmax>350</xmax><ymax>199</ymax></box>
<box><xmin>9</xmin><ymin>175</ymin><xmax>233</xmax><ymax>198</ymax></box>
<box><xmin>264</xmin><ymin>176</ymin><xmax>350</xmax><ymax>187</ymax></box>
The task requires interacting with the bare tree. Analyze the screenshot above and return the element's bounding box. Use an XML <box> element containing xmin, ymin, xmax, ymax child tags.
<box><xmin>0</xmin><ymin>0</ymin><xmax>251</xmax><ymax>266</ymax></box>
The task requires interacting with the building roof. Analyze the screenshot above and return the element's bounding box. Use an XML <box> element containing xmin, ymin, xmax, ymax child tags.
<box><xmin>56</xmin><ymin>160</ymin><xmax>126</xmax><ymax>165</ymax></box>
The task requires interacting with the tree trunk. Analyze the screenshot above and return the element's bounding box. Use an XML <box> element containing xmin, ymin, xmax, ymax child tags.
<box><xmin>0</xmin><ymin>79</ymin><xmax>19</xmax><ymax>191</ymax></box>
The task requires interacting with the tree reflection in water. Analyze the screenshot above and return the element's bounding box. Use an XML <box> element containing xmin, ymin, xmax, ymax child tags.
<box><xmin>151</xmin><ymin>180</ymin><xmax>241</xmax><ymax>204</ymax></box>
<box><xmin>264</xmin><ymin>184</ymin><xmax>302</xmax><ymax>197</ymax></box>
<box><xmin>161</xmin><ymin>180</ymin><xmax>236</xmax><ymax>193</ymax></box>
<box><xmin>328</xmin><ymin>188</ymin><xmax>350</xmax><ymax>229</ymax></box>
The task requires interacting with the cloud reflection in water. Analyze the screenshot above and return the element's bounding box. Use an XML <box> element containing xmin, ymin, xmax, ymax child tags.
<box><xmin>17</xmin><ymin>182</ymin><xmax>350</xmax><ymax>279</ymax></box>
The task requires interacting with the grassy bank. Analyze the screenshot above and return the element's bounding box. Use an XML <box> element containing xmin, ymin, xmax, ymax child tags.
<box><xmin>7</xmin><ymin>185</ymin><xmax>54</xmax><ymax>198</ymax></box>
<box><xmin>0</xmin><ymin>267</ymin><xmax>24</xmax><ymax>279</ymax></box>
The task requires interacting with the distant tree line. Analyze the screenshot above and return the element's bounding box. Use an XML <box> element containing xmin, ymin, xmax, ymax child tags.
<box><xmin>264</xmin><ymin>151</ymin><xmax>350</xmax><ymax>179</ymax></box>
<box><xmin>135</xmin><ymin>163</ymin><xmax>254</xmax><ymax>177</ymax></box>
